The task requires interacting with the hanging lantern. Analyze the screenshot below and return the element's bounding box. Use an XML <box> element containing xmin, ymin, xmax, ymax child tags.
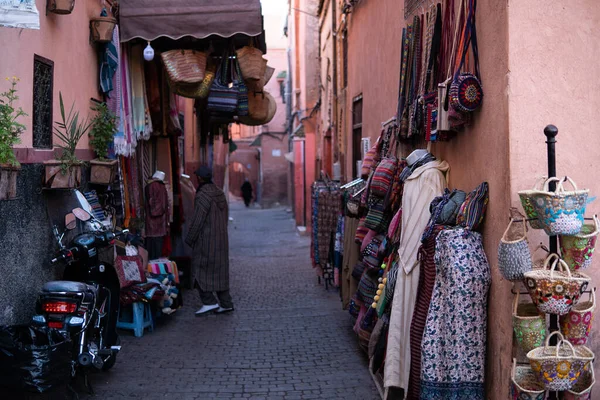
<box><xmin>47</xmin><ymin>0</ymin><xmax>75</xmax><ymax>15</ymax></box>
<box><xmin>143</xmin><ymin>42</ymin><xmax>155</xmax><ymax>61</ymax></box>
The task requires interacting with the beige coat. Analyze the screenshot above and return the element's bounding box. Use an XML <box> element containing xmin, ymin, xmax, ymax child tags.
<box><xmin>384</xmin><ymin>160</ymin><xmax>449</xmax><ymax>397</ymax></box>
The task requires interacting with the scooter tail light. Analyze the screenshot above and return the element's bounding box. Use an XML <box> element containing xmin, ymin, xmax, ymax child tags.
<box><xmin>43</xmin><ymin>301</ymin><xmax>77</xmax><ymax>314</ymax></box>
<box><xmin>48</xmin><ymin>321</ymin><xmax>64</xmax><ymax>329</ymax></box>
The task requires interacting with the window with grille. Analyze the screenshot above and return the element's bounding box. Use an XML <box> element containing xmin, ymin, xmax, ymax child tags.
<box><xmin>352</xmin><ymin>95</ymin><xmax>363</xmax><ymax>178</ymax></box>
<box><xmin>32</xmin><ymin>55</ymin><xmax>54</xmax><ymax>149</ymax></box>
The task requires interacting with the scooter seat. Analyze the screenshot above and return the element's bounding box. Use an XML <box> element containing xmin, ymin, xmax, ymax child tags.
<box><xmin>42</xmin><ymin>281</ymin><xmax>90</xmax><ymax>293</ymax></box>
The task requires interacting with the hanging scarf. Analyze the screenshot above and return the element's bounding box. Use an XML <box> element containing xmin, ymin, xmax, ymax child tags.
<box><xmin>129</xmin><ymin>44</ymin><xmax>152</xmax><ymax>141</ymax></box>
<box><xmin>399</xmin><ymin>153</ymin><xmax>436</xmax><ymax>183</ymax></box>
<box><xmin>115</xmin><ymin>46</ymin><xmax>136</xmax><ymax>156</ymax></box>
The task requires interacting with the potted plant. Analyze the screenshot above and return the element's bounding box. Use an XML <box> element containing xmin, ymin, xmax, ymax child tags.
<box><xmin>90</xmin><ymin>8</ymin><xmax>117</xmax><ymax>44</ymax></box>
<box><xmin>46</xmin><ymin>0</ymin><xmax>75</xmax><ymax>15</ymax></box>
<box><xmin>44</xmin><ymin>93</ymin><xmax>91</xmax><ymax>189</ymax></box>
<box><xmin>89</xmin><ymin>101</ymin><xmax>118</xmax><ymax>184</ymax></box>
<box><xmin>0</xmin><ymin>77</ymin><xmax>26</xmax><ymax>200</ymax></box>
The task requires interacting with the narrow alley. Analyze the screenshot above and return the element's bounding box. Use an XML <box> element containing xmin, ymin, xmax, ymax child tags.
<box><xmin>85</xmin><ymin>202</ymin><xmax>380</xmax><ymax>400</ymax></box>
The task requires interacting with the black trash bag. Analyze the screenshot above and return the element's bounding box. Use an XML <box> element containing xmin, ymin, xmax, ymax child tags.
<box><xmin>0</xmin><ymin>325</ymin><xmax>72</xmax><ymax>393</ymax></box>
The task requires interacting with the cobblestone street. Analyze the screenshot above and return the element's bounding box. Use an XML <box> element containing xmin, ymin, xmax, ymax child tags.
<box><xmin>85</xmin><ymin>203</ymin><xmax>380</xmax><ymax>400</ymax></box>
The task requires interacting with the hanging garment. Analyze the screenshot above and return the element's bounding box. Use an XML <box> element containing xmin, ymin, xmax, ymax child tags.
<box><xmin>341</xmin><ymin>217</ymin><xmax>360</xmax><ymax>309</ymax></box>
<box><xmin>144</xmin><ymin>179</ymin><xmax>169</xmax><ymax>238</ymax></box>
<box><xmin>407</xmin><ymin>225</ymin><xmax>446</xmax><ymax>400</ymax></box>
<box><xmin>420</xmin><ymin>228</ymin><xmax>490</xmax><ymax>399</ymax></box>
<box><xmin>129</xmin><ymin>44</ymin><xmax>152</xmax><ymax>140</ymax></box>
<box><xmin>384</xmin><ymin>160</ymin><xmax>449</xmax><ymax>397</ymax></box>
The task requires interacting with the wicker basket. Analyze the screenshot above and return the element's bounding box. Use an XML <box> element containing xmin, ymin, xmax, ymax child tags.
<box><xmin>523</xmin><ymin>254</ymin><xmax>591</xmax><ymax>315</ymax></box>
<box><xmin>236</xmin><ymin>46</ymin><xmax>266</xmax><ymax>81</ymax></box>
<box><xmin>237</xmin><ymin>91</ymin><xmax>276</xmax><ymax>126</ymax></box>
<box><xmin>518</xmin><ymin>176</ymin><xmax>547</xmax><ymax>230</ymax></box>
<box><xmin>510</xmin><ymin>358</ymin><xmax>546</xmax><ymax>400</ymax></box>
<box><xmin>526</xmin><ymin>331</ymin><xmax>594</xmax><ymax>391</ymax></box>
<box><xmin>248</xmin><ymin>64</ymin><xmax>275</xmax><ymax>92</ymax></box>
<box><xmin>161</xmin><ymin>50</ymin><xmax>207</xmax><ymax>84</ymax></box>
<box><xmin>512</xmin><ymin>291</ymin><xmax>546</xmax><ymax>354</ymax></box>
<box><xmin>560</xmin><ymin>215</ymin><xmax>599</xmax><ymax>271</ymax></box>
<box><xmin>90</xmin><ymin>16</ymin><xmax>117</xmax><ymax>44</ymax></box>
<box><xmin>560</xmin><ymin>288</ymin><xmax>596</xmax><ymax>346</ymax></box>
<box><xmin>565</xmin><ymin>365</ymin><xmax>595</xmax><ymax>400</ymax></box>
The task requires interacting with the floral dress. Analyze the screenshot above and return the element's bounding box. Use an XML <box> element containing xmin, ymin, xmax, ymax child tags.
<box><xmin>420</xmin><ymin>229</ymin><xmax>491</xmax><ymax>400</ymax></box>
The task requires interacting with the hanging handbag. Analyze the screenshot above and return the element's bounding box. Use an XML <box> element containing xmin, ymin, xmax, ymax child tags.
<box><xmin>512</xmin><ymin>291</ymin><xmax>546</xmax><ymax>355</ymax></box>
<box><xmin>207</xmin><ymin>52</ymin><xmax>239</xmax><ymax>114</ymax></box>
<box><xmin>233</xmin><ymin>59</ymin><xmax>249</xmax><ymax>117</ymax></box>
<box><xmin>449</xmin><ymin>0</ymin><xmax>483</xmax><ymax>114</ymax></box>
<box><xmin>517</xmin><ymin>176</ymin><xmax>548</xmax><ymax>230</ymax></box>
<box><xmin>236</xmin><ymin>42</ymin><xmax>267</xmax><ymax>82</ymax></box>
<box><xmin>161</xmin><ymin>49</ymin><xmax>207</xmax><ymax>84</ymax></box>
<box><xmin>498</xmin><ymin>216</ymin><xmax>533</xmax><ymax>281</ymax></box>
<box><xmin>560</xmin><ymin>288</ymin><xmax>596</xmax><ymax>346</ymax></box>
<box><xmin>510</xmin><ymin>358</ymin><xmax>545</xmax><ymax>400</ymax></box>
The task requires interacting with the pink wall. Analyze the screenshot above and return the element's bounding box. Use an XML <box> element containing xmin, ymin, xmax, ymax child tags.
<box><xmin>261</xmin><ymin>48</ymin><xmax>287</xmax><ymax>134</ymax></box>
<box><xmin>508</xmin><ymin>0</ymin><xmax>600</xmax><ymax>384</ymax></box>
<box><xmin>0</xmin><ymin>0</ymin><xmax>103</xmax><ymax>159</ymax></box>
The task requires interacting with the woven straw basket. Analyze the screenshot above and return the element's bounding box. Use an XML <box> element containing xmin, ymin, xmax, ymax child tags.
<box><xmin>512</xmin><ymin>291</ymin><xmax>546</xmax><ymax>354</ymax></box>
<box><xmin>529</xmin><ymin>177</ymin><xmax>589</xmax><ymax>236</ymax></box>
<box><xmin>564</xmin><ymin>365</ymin><xmax>595</xmax><ymax>400</ymax></box>
<box><xmin>523</xmin><ymin>254</ymin><xmax>591</xmax><ymax>315</ymax></box>
<box><xmin>236</xmin><ymin>46</ymin><xmax>266</xmax><ymax>81</ymax></box>
<box><xmin>510</xmin><ymin>358</ymin><xmax>546</xmax><ymax>400</ymax></box>
<box><xmin>526</xmin><ymin>331</ymin><xmax>594</xmax><ymax>391</ymax></box>
<box><xmin>518</xmin><ymin>176</ymin><xmax>547</xmax><ymax>230</ymax></box>
<box><xmin>161</xmin><ymin>50</ymin><xmax>207</xmax><ymax>84</ymax></box>
<box><xmin>560</xmin><ymin>288</ymin><xmax>596</xmax><ymax>346</ymax></box>
<box><xmin>560</xmin><ymin>215</ymin><xmax>600</xmax><ymax>271</ymax></box>
<box><xmin>498</xmin><ymin>216</ymin><xmax>532</xmax><ymax>281</ymax></box>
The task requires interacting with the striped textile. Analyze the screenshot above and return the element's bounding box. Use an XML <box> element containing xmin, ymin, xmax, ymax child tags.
<box><xmin>147</xmin><ymin>259</ymin><xmax>180</xmax><ymax>284</ymax></box>
<box><xmin>407</xmin><ymin>226</ymin><xmax>445</xmax><ymax>400</ymax></box>
<box><xmin>84</xmin><ymin>191</ymin><xmax>106</xmax><ymax>221</ymax></box>
<box><xmin>364</xmin><ymin>199</ymin><xmax>388</xmax><ymax>233</ymax></box>
<box><xmin>370</xmin><ymin>158</ymin><xmax>398</xmax><ymax>198</ymax></box>
<box><xmin>456</xmin><ymin>182</ymin><xmax>489</xmax><ymax>232</ymax></box>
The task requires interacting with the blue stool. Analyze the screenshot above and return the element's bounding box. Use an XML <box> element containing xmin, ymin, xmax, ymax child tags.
<box><xmin>117</xmin><ymin>302</ymin><xmax>154</xmax><ymax>337</ymax></box>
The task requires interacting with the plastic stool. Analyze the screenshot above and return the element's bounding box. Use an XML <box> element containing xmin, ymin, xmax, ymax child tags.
<box><xmin>116</xmin><ymin>302</ymin><xmax>154</xmax><ymax>337</ymax></box>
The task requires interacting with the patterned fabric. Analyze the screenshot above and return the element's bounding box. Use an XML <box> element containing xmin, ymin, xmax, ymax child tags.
<box><xmin>560</xmin><ymin>301</ymin><xmax>595</xmax><ymax>345</ymax></box>
<box><xmin>524</xmin><ymin>267</ymin><xmax>590</xmax><ymax>316</ymax></box>
<box><xmin>333</xmin><ymin>215</ymin><xmax>344</xmax><ymax>269</ymax></box>
<box><xmin>144</xmin><ymin>180</ymin><xmax>170</xmax><ymax>237</ymax></box>
<box><xmin>364</xmin><ymin>199</ymin><xmax>389</xmax><ymax>233</ymax></box>
<box><xmin>371</xmin><ymin>157</ymin><xmax>398</xmax><ymax>198</ymax></box>
<box><xmin>129</xmin><ymin>44</ymin><xmax>152</xmax><ymax>141</ymax></box>
<box><xmin>456</xmin><ymin>182</ymin><xmax>489</xmax><ymax>231</ymax></box>
<box><xmin>355</xmin><ymin>217</ymin><xmax>368</xmax><ymax>244</ymax></box>
<box><xmin>185</xmin><ymin>183</ymin><xmax>230</xmax><ymax>292</ymax></box>
<box><xmin>420</xmin><ymin>228</ymin><xmax>491</xmax><ymax>400</ymax></box>
<box><xmin>115</xmin><ymin>255</ymin><xmax>146</xmax><ymax>288</ymax></box>
<box><xmin>513</xmin><ymin>302</ymin><xmax>546</xmax><ymax>354</ymax></box>
<box><xmin>341</xmin><ymin>217</ymin><xmax>361</xmax><ymax>309</ymax></box>
<box><xmin>147</xmin><ymin>259</ymin><xmax>180</xmax><ymax>284</ymax></box>
<box><xmin>357</xmin><ymin>271</ymin><xmax>379</xmax><ymax>305</ymax></box>
<box><xmin>559</xmin><ymin>221</ymin><xmax>598</xmax><ymax>270</ymax></box>
<box><xmin>310</xmin><ymin>181</ymin><xmax>342</xmax><ymax>270</ymax></box>
<box><xmin>408</xmin><ymin>226</ymin><xmax>445</xmax><ymax>400</ymax></box>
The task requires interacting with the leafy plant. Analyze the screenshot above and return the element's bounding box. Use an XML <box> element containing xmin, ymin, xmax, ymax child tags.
<box><xmin>53</xmin><ymin>92</ymin><xmax>91</xmax><ymax>173</ymax></box>
<box><xmin>0</xmin><ymin>77</ymin><xmax>27</xmax><ymax>166</ymax></box>
<box><xmin>89</xmin><ymin>102</ymin><xmax>117</xmax><ymax>160</ymax></box>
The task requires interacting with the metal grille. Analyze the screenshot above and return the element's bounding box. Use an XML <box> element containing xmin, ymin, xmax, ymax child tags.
<box><xmin>405</xmin><ymin>0</ymin><xmax>426</xmax><ymax>18</ymax></box>
<box><xmin>32</xmin><ymin>55</ymin><xmax>54</xmax><ymax>149</ymax></box>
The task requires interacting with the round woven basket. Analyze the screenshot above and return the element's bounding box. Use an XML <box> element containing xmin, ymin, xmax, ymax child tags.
<box><xmin>526</xmin><ymin>331</ymin><xmax>594</xmax><ymax>391</ymax></box>
<box><xmin>236</xmin><ymin>46</ymin><xmax>266</xmax><ymax>81</ymax></box>
<box><xmin>565</xmin><ymin>365</ymin><xmax>595</xmax><ymax>400</ymax></box>
<box><xmin>510</xmin><ymin>358</ymin><xmax>546</xmax><ymax>400</ymax></box>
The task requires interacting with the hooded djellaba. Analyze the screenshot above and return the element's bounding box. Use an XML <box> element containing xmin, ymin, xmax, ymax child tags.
<box><xmin>185</xmin><ymin>166</ymin><xmax>232</xmax><ymax>313</ymax></box>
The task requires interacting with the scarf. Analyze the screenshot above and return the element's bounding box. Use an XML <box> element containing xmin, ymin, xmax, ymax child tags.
<box><xmin>130</xmin><ymin>44</ymin><xmax>152</xmax><ymax>141</ymax></box>
<box><xmin>399</xmin><ymin>153</ymin><xmax>436</xmax><ymax>183</ymax></box>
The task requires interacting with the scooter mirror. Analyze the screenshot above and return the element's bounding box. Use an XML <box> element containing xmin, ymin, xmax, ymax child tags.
<box><xmin>72</xmin><ymin>207</ymin><xmax>91</xmax><ymax>222</ymax></box>
<box><xmin>65</xmin><ymin>213</ymin><xmax>77</xmax><ymax>230</ymax></box>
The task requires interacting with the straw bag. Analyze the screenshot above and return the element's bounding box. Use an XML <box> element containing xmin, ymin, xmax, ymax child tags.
<box><xmin>526</xmin><ymin>331</ymin><xmax>594</xmax><ymax>391</ymax></box>
<box><xmin>523</xmin><ymin>254</ymin><xmax>591</xmax><ymax>315</ymax></box>
<box><xmin>560</xmin><ymin>215</ymin><xmax>600</xmax><ymax>271</ymax></box>
<box><xmin>498</xmin><ymin>217</ymin><xmax>532</xmax><ymax>281</ymax></box>
<box><xmin>247</xmin><ymin>64</ymin><xmax>275</xmax><ymax>93</ymax></box>
<box><xmin>565</xmin><ymin>365</ymin><xmax>595</xmax><ymax>400</ymax></box>
<box><xmin>518</xmin><ymin>176</ymin><xmax>547</xmax><ymax>230</ymax></box>
<box><xmin>560</xmin><ymin>288</ymin><xmax>596</xmax><ymax>345</ymax></box>
<box><xmin>530</xmin><ymin>177</ymin><xmax>589</xmax><ymax>236</ymax></box>
<box><xmin>161</xmin><ymin>49</ymin><xmax>207</xmax><ymax>84</ymax></box>
<box><xmin>510</xmin><ymin>358</ymin><xmax>546</xmax><ymax>400</ymax></box>
<box><xmin>512</xmin><ymin>291</ymin><xmax>546</xmax><ymax>354</ymax></box>
<box><xmin>236</xmin><ymin>45</ymin><xmax>266</xmax><ymax>81</ymax></box>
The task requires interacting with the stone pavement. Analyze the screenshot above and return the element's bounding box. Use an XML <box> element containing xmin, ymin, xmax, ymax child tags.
<box><xmin>84</xmin><ymin>203</ymin><xmax>380</xmax><ymax>400</ymax></box>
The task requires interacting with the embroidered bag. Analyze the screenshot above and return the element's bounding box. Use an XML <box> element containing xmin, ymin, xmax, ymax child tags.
<box><xmin>564</xmin><ymin>365</ymin><xmax>595</xmax><ymax>400</ymax></box>
<box><xmin>559</xmin><ymin>215</ymin><xmax>600</xmax><ymax>271</ymax></box>
<box><xmin>207</xmin><ymin>52</ymin><xmax>239</xmax><ymax>114</ymax></box>
<box><xmin>364</xmin><ymin>199</ymin><xmax>390</xmax><ymax>233</ymax></box>
<box><xmin>510</xmin><ymin>358</ymin><xmax>545</xmax><ymax>400</ymax></box>
<box><xmin>362</xmin><ymin>234</ymin><xmax>385</xmax><ymax>270</ymax></box>
<box><xmin>357</xmin><ymin>270</ymin><xmax>379</xmax><ymax>305</ymax></box>
<box><xmin>456</xmin><ymin>181</ymin><xmax>489</xmax><ymax>231</ymax></box>
<box><xmin>512</xmin><ymin>291</ymin><xmax>546</xmax><ymax>355</ymax></box>
<box><xmin>517</xmin><ymin>176</ymin><xmax>548</xmax><ymax>230</ymax></box>
<box><xmin>498</xmin><ymin>216</ymin><xmax>532</xmax><ymax>281</ymax></box>
<box><xmin>370</xmin><ymin>158</ymin><xmax>398</xmax><ymax>199</ymax></box>
<box><xmin>560</xmin><ymin>288</ymin><xmax>596</xmax><ymax>346</ymax></box>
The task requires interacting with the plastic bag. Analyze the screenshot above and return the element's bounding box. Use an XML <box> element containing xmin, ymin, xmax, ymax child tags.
<box><xmin>0</xmin><ymin>325</ymin><xmax>72</xmax><ymax>393</ymax></box>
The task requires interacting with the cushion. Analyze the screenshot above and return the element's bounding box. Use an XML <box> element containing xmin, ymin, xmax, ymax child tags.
<box><xmin>456</xmin><ymin>182</ymin><xmax>489</xmax><ymax>231</ymax></box>
<box><xmin>115</xmin><ymin>255</ymin><xmax>146</xmax><ymax>288</ymax></box>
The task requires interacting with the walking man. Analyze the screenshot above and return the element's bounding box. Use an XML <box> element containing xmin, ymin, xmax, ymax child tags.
<box><xmin>185</xmin><ymin>166</ymin><xmax>234</xmax><ymax>315</ymax></box>
<box><xmin>241</xmin><ymin>178</ymin><xmax>253</xmax><ymax>207</ymax></box>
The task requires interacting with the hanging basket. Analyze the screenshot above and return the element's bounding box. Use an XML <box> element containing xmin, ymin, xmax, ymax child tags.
<box><xmin>236</xmin><ymin>46</ymin><xmax>267</xmax><ymax>81</ymax></box>
<box><xmin>47</xmin><ymin>0</ymin><xmax>75</xmax><ymax>15</ymax></box>
<box><xmin>526</xmin><ymin>331</ymin><xmax>594</xmax><ymax>392</ymax></box>
<box><xmin>90</xmin><ymin>16</ymin><xmax>117</xmax><ymax>44</ymax></box>
<box><xmin>530</xmin><ymin>177</ymin><xmax>589</xmax><ymax>236</ymax></box>
<box><xmin>161</xmin><ymin>50</ymin><xmax>207</xmax><ymax>85</ymax></box>
<box><xmin>560</xmin><ymin>215</ymin><xmax>600</xmax><ymax>271</ymax></box>
<box><xmin>523</xmin><ymin>254</ymin><xmax>591</xmax><ymax>315</ymax></box>
<box><xmin>518</xmin><ymin>176</ymin><xmax>547</xmax><ymax>230</ymax></box>
<box><xmin>498</xmin><ymin>216</ymin><xmax>532</xmax><ymax>281</ymax></box>
<box><xmin>510</xmin><ymin>358</ymin><xmax>546</xmax><ymax>400</ymax></box>
<box><xmin>512</xmin><ymin>292</ymin><xmax>546</xmax><ymax>354</ymax></box>
<box><xmin>565</xmin><ymin>365</ymin><xmax>595</xmax><ymax>400</ymax></box>
<box><xmin>560</xmin><ymin>288</ymin><xmax>596</xmax><ymax>346</ymax></box>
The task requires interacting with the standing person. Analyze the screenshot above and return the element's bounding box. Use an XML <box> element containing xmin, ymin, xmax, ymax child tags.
<box><xmin>241</xmin><ymin>178</ymin><xmax>253</xmax><ymax>207</ymax></box>
<box><xmin>185</xmin><ymin>166</ymin><xmax>234</xmax><ymax>315</ymax></box>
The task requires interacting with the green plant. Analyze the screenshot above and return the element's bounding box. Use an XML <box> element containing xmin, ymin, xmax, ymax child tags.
<box><xmin>0</xmin><ymin>77</ymin><xmax>27</xmax><ymax>166</ymax></box>
<box><xmin>53</xmin><ymin>92</ymin><xmax>91</xmax><ymax>173</ymax></box>
<box><xmin>89</xmin><ymin>102</ymin><xmax>117</xmax><ymax>160</ymax></box>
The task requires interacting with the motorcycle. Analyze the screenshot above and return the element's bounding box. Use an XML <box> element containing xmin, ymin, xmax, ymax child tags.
<box><xmin>33</xmin><ymin>190</ymin><xmax>126</xmax><ymax>373</ymax></box>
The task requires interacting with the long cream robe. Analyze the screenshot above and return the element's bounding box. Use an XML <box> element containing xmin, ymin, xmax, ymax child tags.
<box><xmin>384</xmin><ymin>160</ymin><xmax>449</xmax><ymax>398</ymax></box>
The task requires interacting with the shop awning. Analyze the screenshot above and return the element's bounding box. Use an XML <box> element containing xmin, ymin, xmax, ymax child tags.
<box><xmin>120</xmin><ymin>0</ymin><xmax>265</xmax><ymax>43</ymax></box>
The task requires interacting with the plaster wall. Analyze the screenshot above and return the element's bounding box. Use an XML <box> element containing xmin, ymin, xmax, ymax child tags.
<box><xmin>507</xmin><ymin>0</ymin><xmax>600</xmax><ymax>383</ymax></box>
<box><xmin>0</xmin><ymin>0</ymin><xmax>103</xmax><ymax>159</ymax></box>
<box><xmin>261</xmin><ymin>48</ymin><xmax>288</xmax><ymax>134</ymax></box>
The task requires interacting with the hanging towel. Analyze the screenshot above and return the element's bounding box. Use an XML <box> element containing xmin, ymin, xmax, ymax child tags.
<box><xmin>122</xmin><ymin>46</ymin><xmax>136</xmax><ymax>155</ymax></box>
<box><xmin>129</xmin><ymin>45</ymin><xmax>152</xmax><ymax>141</ymax></box>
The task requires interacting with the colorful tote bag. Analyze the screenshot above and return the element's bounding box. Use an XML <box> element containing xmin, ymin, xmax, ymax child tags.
<box><xmin>207</xmin><ymin>52</ymin><xmax>239</xmax><ymax>114</ymax></box>
<box><xmin>559</xmin><ymin>215</ymin><xmax>599</xmax><ymax>271</ymax></box>
<box><xmin>560</xmin><ymin>288</ymin><xmax>595</xmax><ymax>346</ymax></box>
<box><xmin>510</xmin><ymin>358</ymin><xmax>545</xmax><ymax>400</ymax></box>
<box><xmin>518</xmin><ymin>176</ymin><xmax>547</xmax><ymax>230</ymax></box>
<box><xmin>498</xmin><ymin>217</ymin><xmax>532</xmax><ymax>281</ymax></box>
<box><xmin>512</xmin><ymin>291</ymin><xmax>546</xmax><ymax>354</ymax></box>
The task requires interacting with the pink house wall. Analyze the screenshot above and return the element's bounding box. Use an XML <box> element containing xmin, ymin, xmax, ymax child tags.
<box><xmin>0</xmin><ymin>0</ymin><xmax>103</xmax><ymax>162</ymax></box>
